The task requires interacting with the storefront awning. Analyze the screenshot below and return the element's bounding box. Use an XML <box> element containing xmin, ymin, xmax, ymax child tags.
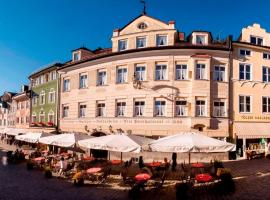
<box><xmin>234</xmin><ymin>122</ymin><xmax>270</xmax><ymax>139</ymax></box>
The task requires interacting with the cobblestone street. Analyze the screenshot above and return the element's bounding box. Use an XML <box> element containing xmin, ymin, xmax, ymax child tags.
<box><xmin>1</xmin><ymin>143</ymin><xmax>270</xmax><ymax>200</ymax></box>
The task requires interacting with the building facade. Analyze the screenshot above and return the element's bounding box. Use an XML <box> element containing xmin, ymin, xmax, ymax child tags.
<box><xmin>59</xmin><ymin>14</ymin><xmax>232</xmax><ymax>138</ymax></box>
<box><xmin>12</xmin><ymin>85</ymin><xmax>30</xmax><ymax>129</ymax></box>
<box><xmin>231</xmin><ymin>23</ymin><xmax>270</xmax><ymax>157</ymax></box>
<box><xmin>0</xmin><ymin>98</ymin><xmax>9</xmax><ymax>130</ymax></box>
<box><xmin>0</xmin><ymin>92</ymin><xmax>17</xmax><ymax>128</ymax></box>
<box><xmin>29</xmin><ymin>63</ymin><xmax>62</xmax><ymax>132</ymax></box>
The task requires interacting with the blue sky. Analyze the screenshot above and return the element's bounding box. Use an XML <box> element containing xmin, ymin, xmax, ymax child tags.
<box><xmin>1</xmin><ymin>0</ymin><xmax>270</xmax><ymax>94</ymax></box>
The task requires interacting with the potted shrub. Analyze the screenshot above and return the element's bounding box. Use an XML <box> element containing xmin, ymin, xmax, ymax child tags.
<box><xmin>44</xmin><ymin>166</ymin><xmax>53</xmax><ymax>178</ymax></box>
<box><xmin>38</xmin><ymin>122</ymin><xmax>45</xmax><ymax>127</ymax></box>
<box><xmin>47</xmin><ymin>122</ymin><xmax>54</xmax><ymax>127</ymax></box>
<box><xmin>26</xmin><ymin>160</ymin><xmax>34</xmax><ymax>170</ymax></box>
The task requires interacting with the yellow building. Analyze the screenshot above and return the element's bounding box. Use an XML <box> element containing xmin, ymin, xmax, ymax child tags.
<box><xmin>58</xmin><ymin>14</ymin><xmax>231</xmax><ymax>139</ymax></box>
<box><xmin>232</xmin><ymin>23</ymin><xmax>270</xmax><ymax>157</ymax></box>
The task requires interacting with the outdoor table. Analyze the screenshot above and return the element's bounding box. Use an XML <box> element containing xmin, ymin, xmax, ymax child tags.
<box><xmin>135</xmin><ymin>173</ymin><xmax>151</xmax><ymax>182</ymax></box>
<box><xmin>83</xmin><ymin>156</ymin><xmax>95</xmax><ymax>161</ymax></box>
<box><xmin>110</xmin><ymin>160</ymin><xmax>122</xmax><ymax>165</ymax></box>
<box><xmin>192</xmin><ymin>163</ymin><xmax>204</xmax><ymax>168</ymax></box>
<box><xmin>146</xmin><ymin>162</ymin><xmax>162</xmax><ymax>167</ymax></box>
<box><xmin>33</xmin><ymin>157</ymin><xmax>45</xmax><ymax>162</ymax></box>
<box><xmin>87</xmin><ymin>167</ymin><xmax>102</xmax><ymax>174</ymax></box>
<box><xmin>195</xmin><ymin>173</ymin><xmax>213</xmax><ymax>183</ymax></box>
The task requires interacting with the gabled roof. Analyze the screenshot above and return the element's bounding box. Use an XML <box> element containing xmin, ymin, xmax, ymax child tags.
<box><xmin>118</xmin><ymin>13</ymin><xmax>171</xmax><ymax>32</ymax></box>
<box><xmin>29</xmin><ymin>62</ymin><xmax>63</xmax><ymax>79</ymax></box>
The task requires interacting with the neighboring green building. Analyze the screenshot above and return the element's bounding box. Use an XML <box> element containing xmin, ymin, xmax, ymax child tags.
<box><xmin>29</xmin><ymin>63</ymin><xmax>62</xmax><ymax>132</ymax></box>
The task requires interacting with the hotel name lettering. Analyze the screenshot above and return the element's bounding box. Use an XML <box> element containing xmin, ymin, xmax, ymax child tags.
<box><xmin>79</xmin><ymin>118</ymin><xmax>183</xmax><ymax>125</ymax></box>
<box><xmin>240</xmin><ymin>115</ymin><xmax>270</xmax><ymax>121</ymax></box>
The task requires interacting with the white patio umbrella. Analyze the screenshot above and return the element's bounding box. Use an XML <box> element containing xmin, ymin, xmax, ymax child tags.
<box><xmin>15</xmin><ymin>132</ymin><xmax>51</xmax><ymax>143</ymax></box>
<box><xmin>39</xmin><ymin>133</ymin><xmax>92</xmax><ymax>147</ymax></box>
<box><xmin>5</xmin><ymin>128</ymin><xmax>26</xmax><ymax>136</ymax></box>
<box><xmin>78</xmin><ymin>133</ymin><xmax>153</xmax><ymax>153</ymax></box>
<box><xmin>149</xmin><ymin>132</ymin><xmax>236</xmax><ymax>163</ymax></box>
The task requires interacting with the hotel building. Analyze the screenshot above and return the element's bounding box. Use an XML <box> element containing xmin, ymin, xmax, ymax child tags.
<box><xmin>232</xmin><ymin>24</ymin><xmax>270</xmax><ymax>157</ymax></box>
<box><xmin>58</xmin><ymin>14</ymin><xmax>232</xmax><ymax>139</ymax></box>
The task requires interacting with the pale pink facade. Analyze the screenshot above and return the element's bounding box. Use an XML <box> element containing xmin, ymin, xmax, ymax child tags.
<box><xmin>59</xmin><ymin>15</ymin><xmax>231</xmax><ymax>138</ymax></box>
<box><xmin>12</xmin><ymin>93</ymin><xmax>30</xmax><ymax>129</ymax></box>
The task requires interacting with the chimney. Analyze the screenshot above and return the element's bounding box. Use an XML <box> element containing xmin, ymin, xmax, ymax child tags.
<box><xmin>168</xmin><ymin>20</ymin><xmax>175</xmax><ymax>29</ymax></box>
<box><xmin>179</xmin><ymin>32</ymin><xmax>185</xmax><ymax>41</ymax></box>
<box><xmin>113</xmin><ymin>29</ymin><xmax>120</xmax><ymax>37</ymax></box>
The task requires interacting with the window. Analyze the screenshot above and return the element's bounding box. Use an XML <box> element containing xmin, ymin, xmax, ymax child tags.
<box><xmin>97</xmin><ymin>102</ymin><xmax>106</xmax><ymax>117</ymax></box>
<box><xmin>263</xmin><ymin>53</ymin><xmax>270</xmax><ymax>60</ymax></box>
<box><xmin>97</xmin><ymin>70</ymin><xmax>107</xmax><ymax>86</ymax></box>
<box><xmin>239</xmin><ymin>49</ymin><xmax>251</xmax><ymax>56</ymax></box>
<box><xmin>79</xmin><ymin>104</ymin><xmax>86</xmax><ymax>118</ymax></box>
<box><xmin>48</xmin><ymin>90</ymin><xmax>55</xmax><ymax>103</ymax></box>
<box><xmin>155</xmin><ymin>64</ymin><xmax>167</xmax><ymax>80</ymax></box>
<box><xmin>135</xmin><ymin>66</ymin><xmax>146</xmax><ymax>81</ymax></box>
<box><xmin>17</xmin><ymin>103</ymin><xmax>20</xmax><ymax>110</ymax></box>
<box><xmin>118</xmin><ymin>39</ymin><xmax>127</xmax><ymax>51</ymax></box>
<box><xmin>117</xmin><ymin>102</ymin><xmax>126</xmax><ymax>117</ymax></box>
<box><xmin>262</xmin><ymin>97</ymin><xmax>270</xmax><ymax>113</ymax></box>
<box><xmin>21</xmin><ymin>117</ymin><xmax>24</xmax><ymax>124</ymax></box>
<box><xmin>156</xmin><ymin>35</ymin><xmax>167</xmax><ymax>46</ymax></box>
<box><xmin>21</xmin><ymin>102</ymin><xmax>25</xmax><ymax>109</ymax></box>
<box><xmin>32</xmin><ymin>96</ymin><xmax>38</xmax><ymax>106</ymax></box>
<box><xmin>39</xmin><ymin>111</ymin><xmax>45</xmax><ymax>123</ymax></box>
<box><xmin>40</xmin><ymin>92</ymin><xmax>45</xmax><ymax>105</ymax></box>
<box><xmin>26</xmin><ymin>117</ymin><xmax>29</xmax><ymax>124</ymax></box>
<box><xmin>155</xmin><ymin>101</ymin><xmax>166</xmax><ymax>116</ymax></box>
<box><xmin>117</xmin><ymin>68</ymin><xmax>127</xmax><ymax>83</ymax></box>
<box><xmin>196</xmin><ymin>100</ymin><xmax>206</xmax><ymax>116</ymax></box>
<box><xmin>48</xmin><ymin>114</ymin><xmax>54</xmax><ymax>124</ymax></box>
<box><xmin>51</xmin><ymin>71</ymin><xmax>57</xmax><ymax>80</ymax></box>
<box><xmin>196</xmin><ymin>64</ymin><xmax>206</xmax><ymax>79</ymax></box>
<box><xmin>175</xmin><ymin>64</ymin><xmax>187</xmax><ymax>80</ymax></box>
<box><xmin>262</xmin><ymin>66</ymin><xmax>270</xmax><ymax>82</ymax></box>
<box><xmin>79</xmin><ymin>73</ymin><xmax>88</xmax><ymax>89</ymax></box>
<box><xmin>214</xmin><ymin>66</ymin><xmax>225</xmax><ymax>81</ymax></box>
<box><xmin>16</xmin><ymin>117</ymin><xmax>19</xmax><ymax>124</ymax></box>
<box><xmin>213</xmin><ymin>101</ymin><xmax>226</xmax><ymax>117</ymax></box>
<box><xmin>73</xmin><ymin>52</ymin><xmax>81</xmax><ymax>61</ymax></box>
<box><xmin>26</xmin><ymin>101</ymin><xmax>29</xmax><ymax>108</ymax></box>
<box><xmin>175</xmin><ymin>100</ymin><xmax>187</xmax><ymax>116</ymax></box>
<box><xmin>63</xmin><ymin>79</ymin><xmax>70</xmax><ymax>92</ymax></box>
<box><xmin>196</xmin><ymin>35</ymin><xmax>206</xmax><ymax>45</ymax></box>
<box><xmin>137</xmin><ymin>22</ymin><xmax>147</xmax><ymax>29</ymax></box>
<box><xmin>134</xmin><ymin>101</ymin><xmax>145</xmax><ymax>116</ymax></box>
<box><xmin>136</xmin><ymin>37</ymin><xmax>146</xmax><ymax>48</ymax></box>
<box><xmin>250</xmin><ymin>36</ymin><xmax>263</xmax><ymax>45</ymax></box>
<box><xmin>63</xmin><ymin>105</ymin><xmax>69</xmax><ymax>118</ymax></box>
<box><xmin>239</xmin><ymin>64</ymin><xmax>251</xmax><ymax>80</ymax></box>
<box><xmin>239</xmin><ymin>95</ymin><xmax>251</xmax><ymax>113</ymax></box>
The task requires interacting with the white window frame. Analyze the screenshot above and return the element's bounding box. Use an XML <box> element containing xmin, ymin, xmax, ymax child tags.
<box><xmin>195</xmin><ymin>100</ymin><xmax>206</xmax><ymax>117</ymax></box>
<box><xmin>62</xmin><ymin>105</ymin><xmax>69</xmax><ymax>118</ymax></box>
<box><xmin>250</xmin><ymin>35</ymin><xmax>263</xmax><ymax>46</ymax></box>
<box><xmin>213</xmin><ymin>100</ymin><xmax>226</xmax><ymax>117</ymax></box>
<box><xmin>48</xmin><ymin>110</ymin><xmax>55</xmax><ymax>124</ymax></box>
<box><xmin>134</xmin><ymin>101</ymin><xmax>145</xmax><ymax>117</ymax></box>
<box><xmin>196</xmin><ymin>64</ymin><xmax>206</xmax><ymax>80</ymax></box>
<box><xmin>239</xmin><ymin>63</ymin><xmax>252</xmax><ymax>80</ymax></box>
<box><xmin>175</xmin><ymin>100</ymin><xmax>187</xmax><ymax>116</ymax></box>
<box><xmin>73</xmin><ymin>51</ymin><xmax>81</xmax><ymax>61</ymax></box>
<box><xmin>117</xmin><ymin>67</ymin><xmax>128</xmax><ymax>84</ymax></box>
<box><xmin>136</xmin><ymin>36</ymin><xmax>147</xmax><ymax>48</ymax></box>
<box><xmin>155</xmin><ymin>64</ymin><xmax>167</xmax><ymax>80</ymax></box>
<box><xmin>262</xmin><ymin>66</ymin><xmax>270</xmax><ymax>82</ymax></box>
<box><xmin>97</xmin><ymin>70</ymin><xmax>107</xmax><ymax>86</ymax></box>
<box><xmin>239</xmin><ymin>95</ymin><xmax>252</xmax><ymax>113</ymax></box>
<box><xmin>48</xmin><ymin>89</ymin><xmax>56</xmax><ymax>103</ymax></box>
<box><xmin>155</xmin><ymin>100</ymin><xmax>166</xmax><ymax>117</ymax></box>
<box><xmin>79</xmin><ymin>73</ymin><xmax>88</xmax><ymax>89</ymax></box>
<box><xmin>39</xmin><ymin>111</ymin><xmax>45</xmax><ymax>123</ymax></box>
<box><xmin>32</xmin><ymin>113</ymin><xmax>37</xmax><ymax>123</ymax></box>
<box><xmin>262</xmin><ymin>96</ymin><xmax>270</xmax><ymax>114</ymax></box>
<box><xmin>156</xmin><ymin>35</ymin><xmax>167</xmax><ymax>46</ymax></box>
<box><xmin>79</xmin><ymin>103</ymin><xmax>87</xmax><ymax>118</ymax></box>
<box><xmin>63</xmin><ymin>78</ymin><xmax>70</xmax><ymax>92</ymax></box>
<box><xmin>97</xmin><ymin>102</ymin><xmax>106</xmax><ymax>117</ymax></box>
<box><xmin>214</xmin><ymin>65</ymin><xmax>226</xmax><ymax>82</ymax></box>
<box><xmin>118</xmin><ymin>39</ymin><xmax>128</xmax><ymax>51</ymax></box>
<box><xmin>175</xmin><ymin>64</ymin><xmax>188</xmax><ymax>80</ymax></box>
<box><xmin>263</xmin><ymin>52</ymin><xmax>270</xmax><ymax>60</ymax></box>
<box><xmin>39</xmin><ymin>92</ymin><xmax>45</xmax><ymax>105</ymax></box>
<box><xmin>135</xmin><ymin>65</ymin><xmax>146</xmax><ymax>81</ymax></box>
<box><xmin>116</xmin><ymin>101</ymin><xmax>126</xmax><ymax>117</ymax></box>
<box><xmin>239</xmin><ymin>49</ymin><xmax>251</xmax><ymax>57</ymax></box>
<box><xmin>195</xmin><ymin>35</ymin><xmax>206</xmax><ymax>45</ymax></box>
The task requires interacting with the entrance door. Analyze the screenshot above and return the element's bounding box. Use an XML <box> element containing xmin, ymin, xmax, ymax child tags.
<box><xmin>236</xmin><ymin>139</ymin><xmax>243</xmax><ymax>157</ymax></box>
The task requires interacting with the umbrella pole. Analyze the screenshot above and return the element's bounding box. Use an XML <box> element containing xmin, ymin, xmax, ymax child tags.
<box><xmin>120</xmin><ymin>152</ymin><xmax>122</xmax><ymax>162</ymax></box>
<box><xmin>189</xmin><ymin>151</ymin><xmax>191</xmax><ymax>164</ymax></box>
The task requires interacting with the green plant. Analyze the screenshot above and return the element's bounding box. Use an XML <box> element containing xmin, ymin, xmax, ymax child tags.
<box><xmin>44</xmin><ymin>166</ymin><xmax>52</xmax><ymax>178</ymax></box>
<box><xmin>26</xmin><ymin>160</ymin><xmax>34</xmax><ymax>170</ymax></box>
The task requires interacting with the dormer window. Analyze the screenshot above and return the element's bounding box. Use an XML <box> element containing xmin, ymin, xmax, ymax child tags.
<box><xmin>250</xmin><ymin>36</ymin><xmax>263</xmax><ymax>45</ymax></box>
<box><xmin>156</xmin><ymin>35</ymin><xmax>167</xmax><ymax>46</ymax></box>
<box><xmin>136</xmin><ymin>37</ymin><xmax>146</xmax><ymax>48</ymax></box>
<box><xmin>73</xmin><ymin>51</ymin><xmax>81</xmax><ymax>61</ymax></box>
<box><xmin>118</xmin><ymin>39</ymin><xmax>128</xmax><ymax>51</ymax></box>
<box><xmin>196</xmin><ymin>35</ymin><xmax>206</xmax><ymax>45</ymax></box>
